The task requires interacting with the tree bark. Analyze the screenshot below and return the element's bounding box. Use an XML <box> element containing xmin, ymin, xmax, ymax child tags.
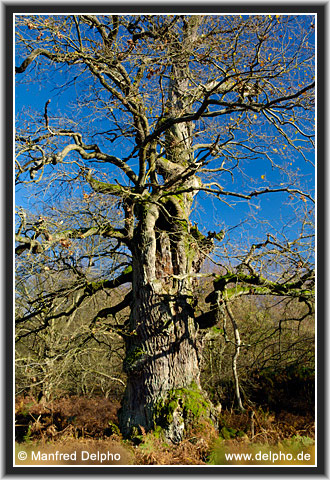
<box><xmin>119</xmin><ymin>195</ymin><xmax>211</xmax><ymax>441</ymax></box>
<box><xmin>118</xmin><ymin>16</ymin><xmax>216</xmax><ymax>442</ymax></box>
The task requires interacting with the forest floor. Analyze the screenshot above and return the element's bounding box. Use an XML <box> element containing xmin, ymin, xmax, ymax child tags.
<box><xmin>14</xmin><ymin>395</ymin><xmax>315</xmax><ymax>466</ymax></box>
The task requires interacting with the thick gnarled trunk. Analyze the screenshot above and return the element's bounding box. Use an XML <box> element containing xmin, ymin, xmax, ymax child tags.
<box><xmin>119</xmin><ymin>280</ymin><xmax>201</xmax><ymax>441</ymax></box>
<box><xmin>119</xmin><ymin>196</ymin><xmax>210</xmax><ymax>441</ymax></box>
<box><xmin>118</xmin><ymin>16</ymin><xmax>212</xmax><ymax>441</ymax></box>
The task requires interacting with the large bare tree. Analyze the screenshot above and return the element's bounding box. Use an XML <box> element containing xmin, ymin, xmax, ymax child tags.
<box><xmin>15</xmin><ymin>14</ymin><xmax>315</xmax><ymax>441</ymax></box>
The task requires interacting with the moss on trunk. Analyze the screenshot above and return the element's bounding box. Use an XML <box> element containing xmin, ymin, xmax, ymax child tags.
<box><xmin>153</xmin><ymin>382</ymin><xmax>216</xmax><ymax>443</ymax></box>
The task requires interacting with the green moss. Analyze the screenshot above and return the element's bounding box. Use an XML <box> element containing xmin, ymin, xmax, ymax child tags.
<box><xmin>153</xmin><ymin>425</ymin><xmax>165</xmax><ymax>439</ymax></box>
<box><xmin>89</xmin><ymin>178</ymin><xmax>122</xmax><ymax>195</ymax></box>
<box><xmin>224</xmin><ymin>285</ymin><xmax>265</xmax><ymax>298</ymax></box>
<box><xmin>85</xmin><ymin>281</ymin><xmax>104</xmax><ymax>295</ymax></box>
<box><xmin>124</xmin><ymin>346</ymin><xmax>148</xmax><ymax>373</ymax></box>
<box><xmin>122</xmin><ymin>265</ymin><xmax>132</xmax><ymax>276</ymax></box>
<box><xmin>172</xmin><ymin>193</ymin><xmax>185</xmax><ymax>209</ymax></box>
<box><xmin>220</xmin><ymin>426</ymin><xmax>237</xmax><ymax>439</ymax></box>
<box><xmin>181</xmin><ymin>384</ymin><xmax>210</xmax><ymax>418</ymax></box>
<box><xmin>211</xmin><ymin>326</ymin><xmax>224</xmax><ymax>335</ymax></box>
<box><xmin>212</xmin><ymin>271</ymin><xmax>314</xmax><ymax>300</ymax></box>
<box><xmin>154</xmin><ymin>382</ymin><xmax>212</xmax><ymax>430</ymax></box>
<box><xmin>125</xmin><ymin>347</ymin><xmax>146</xmax><ymax>365</ymax></box>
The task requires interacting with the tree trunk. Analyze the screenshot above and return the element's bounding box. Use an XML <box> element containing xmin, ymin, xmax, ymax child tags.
<box><xmin>118</xmin><ymin>16</ymin><xmax>214</xmax><ymax>442</ymax></box>
<box><xmin>119</xmin><ymin>197</ymin><xmax>214</xmax><ymax>442</ymax></box>
<box><xmin>119</xmin><ymin>280</ymin><xmax>201</xmax><ymax>442</ymax></box>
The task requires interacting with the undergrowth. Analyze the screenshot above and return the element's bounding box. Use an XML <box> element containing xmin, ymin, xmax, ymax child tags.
<box><xmin>15</xmin><ymin>394</ymin><xmax>315</xmax><ymax>466</ymax></box>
